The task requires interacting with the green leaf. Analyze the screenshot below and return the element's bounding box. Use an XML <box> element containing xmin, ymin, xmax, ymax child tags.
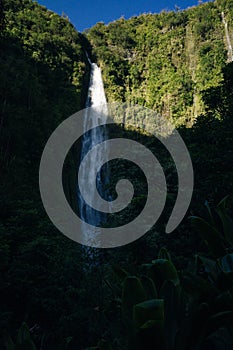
<box><xmin>131</xmin><ymin>319</ymin><xmax>166</xmax><ymax>350</ymax></box>
<box><xmin>219</xmin><ymin>253</ymin><xmax>233</xmax><ymax>273</ymax></box>
<box><xmin>214</xmin><ymin>291</ymin><xmax>233</xmax><ymax>312</ymax></box>
<box><xmin>157</xmin><ymin>247</ymin><xmax>171</xmax><ymax>261</ymax></box>
<box><xmin>205</xmin><ymin>311</ymin><xmax>233</xmax><ymax>336</ymax></box>
<box><xmin>203</xmin><ymin>328</ymin><xmax>233</xmax><ymax>350</ymax></box>
<box><xmin>181</xmin><ymin>272</ymin><xmax>218</xmax><ymax>298</ymax></box>
<box><xmin>58</xmin><ymin>337</ymin><xmax>73</xmax><ymax>350</ymax></box>
<box><xmin>217</xmin><ymin>254</ymin><xmax>233</xmax><ymax>286</ymax></box>
<box><xmin>112</xmin><ymin>265</ymin><xmax>128</xmax><ymax>281</ymax></box>
<box><xmin>16</xmin><ymin>323</ymin><xmax>31</xmax><ymax>344</ymax></box>
<box><xmin>191</xmin><ymin>216</ymin><xmax>226</xmax><ymax>257</ymax></box>
<box><xmin>97</xmin><ymin>339</ymin><xmax>113</xmax><ymax>350</ymax></box>
<box><xmin>122</xmin><ymin>276</ymin><xmax>146</xmax><ymax>315</ymax></box>
<box><xmin>216</xmin><ymin>196</ymin><xmax>233</xmax><ymax>246</ymax></box>
<box><xmin>140</xmin><ymin>320</ymin><xmax>161</xmax><ymax>329</ymax></box>
<box><xmin>133</xmin><ymin>299</ymin><xmax>164</xmax><ymax>329</ymax></box>
<box><xmin>3</xmin><ymin>331</ymin><xmax>15</xmax><ymax>350</ymax></box>
<box><xmin>204</xmin><ymin>200</ymin><xmax>215</xmax><ymax>226</ymax></box>
<box><xmin>15</xmin><ymin>323</ymin><xmax>37</xmax><ymax>350</ymax></box>
<box><xmin>160</xmin><ymin>280</ymin><xmax>181</xmax><ymax>335</ymax></box>
<box><xmin>196</xmin><ymin>255</ymin><xmax>220</xmax><ymax>282</ymax></box>
<box><xmin>148</xmin><ymin>259</ymin><xmax>180</xmax><ymax>290</ymax></box>
<box><xmin>140</xmin><ymin>275</ymin><xmax>158</xmax><ymax>299</ymax></box>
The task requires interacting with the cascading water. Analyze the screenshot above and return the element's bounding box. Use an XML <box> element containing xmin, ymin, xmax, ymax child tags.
<box><xmin>222</xmin><ymin>12</ymin><xmax>233</xmax><ymax>62</ymax></box>
<box><xmin>78</xmin><ymin>57</ymin><xmax>109</xmax><ymax>245</ymax></box>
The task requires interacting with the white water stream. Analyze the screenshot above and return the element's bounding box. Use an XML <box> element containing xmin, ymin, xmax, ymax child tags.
<box><xmin>78</xmin><ymin>58</ymin><xmax>109</xmax><ymax>245</ymax></box>
<box><xmin>222</xmin><ymin>12</ymin><xmax>233</xmax><ymax>62</ymax></box>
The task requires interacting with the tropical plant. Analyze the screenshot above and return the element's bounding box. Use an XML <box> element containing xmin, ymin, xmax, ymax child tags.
<box><xmin>2</xmin><ymin>322</ymin><xmax>72</xmax><ymax>350</ymax></box>
<box><xmin>95</xmin><ymin>196</ymin><xmax>233</xmax><ymax>350</ymax></box>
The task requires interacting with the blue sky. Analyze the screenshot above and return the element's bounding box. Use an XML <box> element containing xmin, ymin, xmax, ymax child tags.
<box><xmin>37</xmin><ymin>0</ymin><xmax>212</xmax><ymax>32</ymax></box>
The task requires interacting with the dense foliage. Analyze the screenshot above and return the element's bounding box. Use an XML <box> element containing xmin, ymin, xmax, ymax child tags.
<box><xmin>0</xmin><ymin>0</ymin><xmax>233</xmax><ymax>349</ymax></box>
<box><xmin>0</xmin><ymin>0</ymin><xmax>97</xmax><ymax>348</ymax></box>
<box><xmin>87</xmin><ymin>0</ymin><xmax>233</xmax><ymax>126</ymax></box>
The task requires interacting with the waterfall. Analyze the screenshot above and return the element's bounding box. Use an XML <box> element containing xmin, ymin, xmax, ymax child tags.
<box><xmin>222</xmin><ymin>12</ymin><xmax>233</xmax><ymax>62</ymax></box>
<box><xmin>78</xmin><ymin>57</ymin><xmax>109</xmax><ymax>245</ymax></box>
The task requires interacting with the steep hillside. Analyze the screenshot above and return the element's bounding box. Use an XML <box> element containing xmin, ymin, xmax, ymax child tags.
<box><xmin>0</xmin><ymin>0</ymin><xmax>90</xmax><ymax>207</ymax></box>
<box><xmin>87</xmin><ymin>0</ymin><xmax>233</xmax><ymax>126</ymax></box>
<box><xmin>0</xmin><ymin>1</ymin><xmax>94</xmax><ymax>347</ymax></box>
<box><xmin>0</xmin><ymin>0</ymin><xmax>88</xmax><ymax>175</ymax></box>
